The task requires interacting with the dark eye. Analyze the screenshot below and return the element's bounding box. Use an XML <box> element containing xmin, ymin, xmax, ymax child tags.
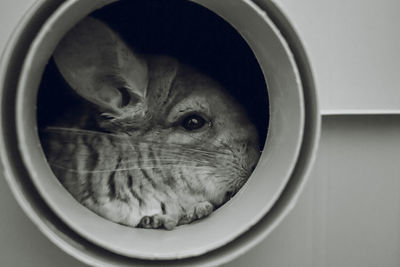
<box><xmin>181</xmin><ymin>114</ymin><xmax>207</xmax><ymax>131</ymax></box>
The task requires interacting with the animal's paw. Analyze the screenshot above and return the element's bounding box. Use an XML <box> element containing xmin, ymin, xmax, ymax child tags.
<box><xmin>194</xmin><ymin>201</ymin><xmax>214</xmax><ymax>219</ymax></box>
<box><xmin>179</xmin><ymin>201</ymin><xmax>214</xmax><ymax>225</ymax></box>
<box><xmin>139</xmin><ymin>214</ymin><xmax>178</xmax><ymax>230</ymax></box>
<box><xmin>179</xmin><ymin>208</ymin><xmax>196</xmax><ymax>225</ymax></box>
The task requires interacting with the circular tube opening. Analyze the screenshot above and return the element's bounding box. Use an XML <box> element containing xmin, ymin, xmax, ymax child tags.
<box><xmin>0</xmin><ymin>0</ymin><xmax>319</xmax><ymax>264</ymax></box>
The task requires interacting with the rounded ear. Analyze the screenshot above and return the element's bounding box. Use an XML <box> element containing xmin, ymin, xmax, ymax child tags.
<box><xmin>53</xmin><ymin>17</ymin><xmax>148</xmax><ymax>112</ymax></box>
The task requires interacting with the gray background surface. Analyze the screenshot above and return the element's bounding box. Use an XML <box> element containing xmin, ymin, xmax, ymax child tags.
<box><xmin>2</xmin><ymin>116</ymin><xmax>399</xmax><ymax>266</ymax></box>
<box><xmin>1</xmin><ymin>0</ymin><xmax>400</xmax><ymax>266</ymax></box>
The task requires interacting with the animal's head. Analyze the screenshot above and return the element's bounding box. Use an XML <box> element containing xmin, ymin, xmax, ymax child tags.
<box><xmin>53</xmin><ymin>17</ymin><xmax>260</xmax><ymax>207</ymax></box>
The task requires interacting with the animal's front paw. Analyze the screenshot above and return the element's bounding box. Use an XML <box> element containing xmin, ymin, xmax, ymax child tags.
<box><xmin>139</xmin><ymin>214</ymin><xmax>179</xmax><ymax>230</ymax></box>
<box><xmin>179</xmin><ymin>201</ymin><xmax>214</xmax><ymax>225</ymax></box>
<box><xmin>179</xmin><ymin>208</ymin><xmax>196</xmax><ymax>225</ymax></box>
<box><xmin>194</xmin><ymin>201</ymin><xmax>214</xmax><ymax>219</ymax></box>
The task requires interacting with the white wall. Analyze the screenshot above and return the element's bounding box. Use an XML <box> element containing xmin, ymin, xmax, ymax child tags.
<box><xmin>274</xmin><ymin>0</ymin><xmax>400</xmax><ymax>112</ymax></box>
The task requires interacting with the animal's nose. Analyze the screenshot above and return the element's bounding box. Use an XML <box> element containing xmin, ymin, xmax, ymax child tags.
<box><xmin>244</xmin><ymin>141</ymin><xmax>261</xmax><ymax>171</ymax></box>
<box><xmin>250</xmin><ymin>162</ymin><xmax>257</xmax><ymax>172</ymax></box>
<box><xmin>225</xmin><ymin>191</ymin><xmax>235</xmax><ymax>201</ymax></box>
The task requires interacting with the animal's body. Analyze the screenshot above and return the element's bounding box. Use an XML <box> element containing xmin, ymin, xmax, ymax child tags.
<box><xmin>41</xmin><ymin>17</ymin><xmax>260</xmax><ymax>230</ymax></box>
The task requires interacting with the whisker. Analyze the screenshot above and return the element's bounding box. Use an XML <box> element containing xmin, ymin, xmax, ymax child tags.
<box><xmin>49</xmin><ymin>163</ymin><xmax>216</xmax><ymax>173</ymax></box>
<box><xmin>119</xmin><ymin>157</ymin><xmax>220</xmax><ymax>165</ymax></box>
<box><xmin>124</xmin><ymin>141</ymin><xmax>232</xmax><ymax>157</ymax></box>
<box><xmin>43</xmin><ymin>126</ymin><xmax>124</xmax><ymax>138</ymax></box>
<box><xmin>42</xmin><ymin>127</ymin><xmax>234</xmax><ymax>158</ymax></box>
<box><xmin>46</xmin><ymin>140</ymin><xmax>234</xmax><ymax>161</ymax></box>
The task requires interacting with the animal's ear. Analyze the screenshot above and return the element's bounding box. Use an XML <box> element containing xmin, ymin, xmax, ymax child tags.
<box><xmin>53</xmin><ymin>17</ymin><xmax>148</xmax><ymax>113</ymax></box>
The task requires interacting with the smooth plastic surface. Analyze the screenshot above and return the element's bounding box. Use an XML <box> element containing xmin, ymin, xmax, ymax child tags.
<box><xmin>1</xmin><ymin>0</ymin><xmax>400</xmax><ymax>266</ymax></box>
<box><xmin>1</xmin><ymin>0</ymin><xmax>321</xmax><ymax>265</ymax></box>
<box><xmin>15</xmin><ymin>0</ymin><xmax>305</xmax><ymax>260</ymax></box>
<box><xmin>2</xmin><ymin>116</ymin><xmax>400</xmax><ymax>266</ymax></box>
<box><xmin>257</xmin><ymin>0</ymin><xmax>400</xmax><ymax>112</ymax></box>
<box><xmin>227</xmin><ymin>115</ymin><xmax>400</xmax><ymax>267</ymax></box>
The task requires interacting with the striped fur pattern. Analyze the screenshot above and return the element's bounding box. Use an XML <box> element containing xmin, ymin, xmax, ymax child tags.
<box><xmin>41</xmin><ymin>17</ymin><xmax>260</xmax><ymax>230</ymax></box>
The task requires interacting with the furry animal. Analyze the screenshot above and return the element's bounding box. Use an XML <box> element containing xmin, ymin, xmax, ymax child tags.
<box><xmin>40</xmin><ymin>17</ymin><xmax>260</xmax><ymax>230</ymax></box>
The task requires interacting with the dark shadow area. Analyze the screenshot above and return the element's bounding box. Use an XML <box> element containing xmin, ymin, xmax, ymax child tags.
<box><xmin>37</xmin><ymin>0</ymin><xmax>269</xmax><ymax>149</ymax></box>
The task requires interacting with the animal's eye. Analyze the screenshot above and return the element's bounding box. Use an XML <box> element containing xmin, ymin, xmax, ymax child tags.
<box><xmin>181</xmin><ymin>114</ymin><xmax>207</xmax><ymax>131</ymax></box>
